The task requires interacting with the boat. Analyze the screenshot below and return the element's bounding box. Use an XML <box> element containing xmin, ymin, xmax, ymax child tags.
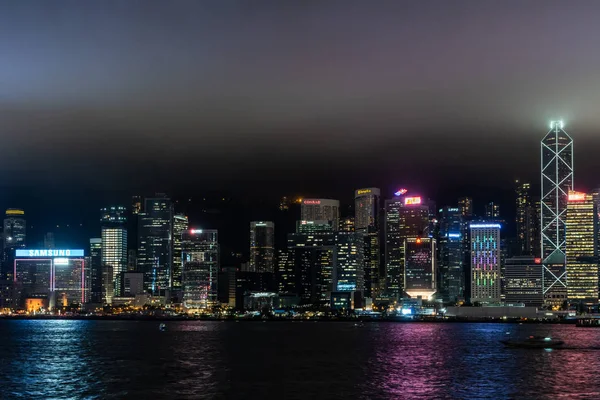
<box><xmin>500</xmin><ymin>335</ymin><xmax>564</xmax><ymax>348</ymax></box>
<box><xmin>159</xmin><ymin>323</ymin><xmax>167</xmax><ymax>331</ymax></box>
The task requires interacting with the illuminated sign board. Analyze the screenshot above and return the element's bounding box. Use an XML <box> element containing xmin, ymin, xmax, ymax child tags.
<box><xmin>190</xmin><ymin>229</ymin><xmax>203</xmax><ymax>234</ymax></box>
<box><xmin>534</xmin><ymin>258</ymin><xmax>542</xmax><ymax>264</ymax></box>
<box><xmin>448</xmin><ymin>233</ymin><xmax>461</xmax><ymax>238</ymax></box>
<box><xmin>394</xmin><ymin>188</ymin><xmax>408</xmax><ymax>197</ymax></box>
<box><xmin>469</xmin><ymin>224</ymin><xmax>501</xmax><ymax>229</ymax></box>
<box><xmin>447</xmin><ymin>208</ymin><xmax>459</xmax><ymax>212</ymax></box>
<box><xmin>404</xmin><ymin>196</ymin><xmax>422</xmax><ymax>205</ymax></box>
<box><xmin>5</xmin><ymin>209</ymin><xmax>24</xmax><ymax>216</ymax></box>
<box><xmin>568</xmin><ymin>191</ymin><xmax>586</xmax><ymax>201</ymax></box>
<box><xmin>303</xmin><ymin>200</ymin><xmax>321</xmax><ymax>205</ymax></box>
<box><xmin>16</xmin><ymin>249</ymin><xmax>84</xmax><ymax>258</ymax></box>
<box><xmin>356</xmin><ymin>189</ymin><xmax>372</xmax><ymax>195</ymax></box>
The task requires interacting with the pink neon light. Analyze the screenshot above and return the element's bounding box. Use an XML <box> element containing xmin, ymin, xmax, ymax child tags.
<box><xmin>394</xmin><ymin>188</ymin><xmax>408</xmax><ymax>196</ymax></box>
<box><xmin>303</xmin><ymin>200</ymin><xmax>321</xmax><ymax>205</ymax></box>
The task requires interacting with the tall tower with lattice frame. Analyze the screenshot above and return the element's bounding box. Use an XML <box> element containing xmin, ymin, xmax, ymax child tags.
<box><xmin>541</xmin><ymin>120</ymin><xmax>573</xmax><ymax>304</ymax></box>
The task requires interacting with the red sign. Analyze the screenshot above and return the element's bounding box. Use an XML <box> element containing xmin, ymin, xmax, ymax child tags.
<box><xmin>303</xmin><ymin>200</ymin><xmax>321</xmax><ymax>205</ymax></box>
<box><xmin>534</xmin><ymin>258</ymin><xmax>541</xmax><ymax>264</ymax></box>
<box><xmin>568</xmin><ymin>191</ymin><xmax>586</xmax><ymax>201</ymax></box>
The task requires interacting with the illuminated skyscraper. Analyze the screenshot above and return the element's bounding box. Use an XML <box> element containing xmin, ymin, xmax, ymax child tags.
<box><xmin>138</xmin><ymin>195</ymin><xmax>173</xmax><ymax>295</ymax></box>
<box><xmin>458</xmin><ymin>197</ymin><xmax>473</xmax><ymax>218</ymax></box>
<box><xmin>101</xmin><ymin>206</ymin><xmax>128</xmax><ymax>297</ymax></box>
<box><xmin>182</xmin><ymin>229</ymin><xmax>219</xmax><ymax>311</ymax></box>
<box><xmin>3</xmin><ymin>209</ymin><xmax>26</xmax><ymax>278</ymax></box>
<box><xmin>484</xmin><ymin>202</ymin><xmax>500</xmax><ymax>219</ymax></box>
<box><xmin>404</xmin><ymin>237</ymin><xmax>436</xmax><ymax>300</ymax></box>
<box><xmin>515</xmin><ymin>180</ymin><xmax>540</xmax><ymax>256</ymax></box>
<box><xmin>565</xmin><ymin>191</ymin><xmax>598</xmax><ymax>304</ymax></box>
<box><xmin>438</xmin><ymin>206</ymin><xmax>464</xmax><ymax>303</ymax></box>
<box><xmin>340</xmin><ymin>217</ymin><xmax>355</xmax><ymax>232</ymax></box>
<box><xmin>385</xmin><ymin>195</ymin><xmax>429</xmax><ymax>299</ymax></box>
<box><xmin>172</xmin><ymin>214</ymin><xmax>189</xmax><ymax>292</ymax></box>
<box><xmin>541</xmin><ymin>120</ymin><xmax>573</xmax><ymax>301</ymax></box>
<box><xmin>334</xmin><ymin>231</ymin><xmax>364</xmax><ymax>293</ymax></box>
<box><xmin>301</xmin><ymin>199</ymin><xmax>339</xmax><ymax>230</ymax></box>
<box><xmin>89</xmin><ymin>238</ymin><xmax>102</xmax><ymax>303</ymax></box>
<box><xmin>470</xmin><ymin>223</ymin><xmax>501</xmax><ymax>304</ymax></box>
<box><xmin>355</xmin><ymin>188</ymin><xmax>381</xmax><ymax>299</ymax></box>
<box><xmin>250</xmin><ymin>221</ymin><xmax>275</xmax><ymax>273</ymax></box>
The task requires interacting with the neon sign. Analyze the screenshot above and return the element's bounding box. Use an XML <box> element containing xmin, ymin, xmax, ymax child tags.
<box><xmin>303</xmin><ymin>200</ymin><xmax>321</xmax><ymax>205</ymax></box>
<box><xmin>534</xmin><ymin>258</ymin><xmax>542</xmax><ymax>264</ymax></box>
<box><xmin>190</xmin><ymin>229</ymin><xmax>203</xmax><ymax>234</ymax></box>
<box><xmin>16</xmin><ymin>249</ymin><xmax>84</xmax><ymax>257</ymax></box>
<box><xmin>404</xmin><ymin>196</ymin><xmax>422</xmax><ymax>205</ymax></box>
<box><xmin>356</xmin><ymin>189</ymin><xmax>372</xmax><ymax>195</ymax></box>
<box><xmin>469</xmin><ymin>224</ymin><xmax>501</xmax><ymax>229</ymax></box>
<box><xmin>568</xmin><ymin>191</ymin><xmax>586</xmax><ymax>201</ymax></box>
<box><xmin>394</xmin><ymin>188</ymin><xmax>408</xmax><ymax>196</ymax></box>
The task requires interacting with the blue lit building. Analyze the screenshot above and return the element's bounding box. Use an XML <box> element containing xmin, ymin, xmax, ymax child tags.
<box><xmin>438</xmin><ymin>206</ymin><xmax>464</xmax><ymax>303</ymax></box>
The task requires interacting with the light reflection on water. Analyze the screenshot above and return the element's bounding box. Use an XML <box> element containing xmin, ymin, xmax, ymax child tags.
<box><xmin>1</xmin><ymin>321</ymin><xmax>600</xmax><ymax>399</ymax></box>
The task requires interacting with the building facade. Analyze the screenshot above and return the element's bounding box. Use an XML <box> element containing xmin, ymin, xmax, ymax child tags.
<box><xmin>300</xmin><ymin>199</ymin><xmax>340</xmax><ymax>230</ymax></box>
<box><xmin>181</xmin><ymin>229</ymin><xmax>219</xmax><ymax>311</ymax></box>
<box><xmin>137</xmin><ymin>196</ymin><xmax>173</xmax><ymax>295</ymax></box>
<box><xmin>438</xmin><ymin>206</ymin><xmax>464</xmax><ymax>303</ymax></box>
<box><xmin>541</xmin><ymin>121</ymin><xmax>573</xmax><ymax>301</ymax></box>
<box><xmin>470</xmin><ymin>223</ymin><xmax>501</xmax><ymax>304</ymax></box>
<box><xmin>404</xmin><ymin>237</ymin><xmax>436</xmax><ymax>300</ymax></box>
<box><xmin>100</xmin><ymin>206</ymin><xmax>128</xmax><ymax>297</ymax></box>
<box><xmin>250</xmin><ymin>221</ymin><xmax>275</xmax><ymax>273</ymax></box>
<box><xmin>565</xmin><ymin>191</ymin><xmax>598</xmax><ymax>304</ymax></box>
<box><xmin>172</xmin><ymin>214</ymin><xmax>189</xmax><ymax>292</ymax></box>
<box><xmin>504</xmin><ymin>256</ymin><xmax>543</xmax><ymax>307</ymax></box>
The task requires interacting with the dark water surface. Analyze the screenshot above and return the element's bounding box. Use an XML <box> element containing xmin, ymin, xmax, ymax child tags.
<box><xmin>1</xmin><ymin>321</ymin><xmax>600</xmax><ymax>399</ymax></box>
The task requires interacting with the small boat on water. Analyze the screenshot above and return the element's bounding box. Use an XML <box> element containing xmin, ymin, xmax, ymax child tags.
<box><xmin>500</xmin><ymin>335</ymin><xmax>564</xmax><ymax>348</ymax></box>
<box><xmin>159</xmin><ymin>323</ymin><xmax>167</xmax><ymax>331</ymax></box>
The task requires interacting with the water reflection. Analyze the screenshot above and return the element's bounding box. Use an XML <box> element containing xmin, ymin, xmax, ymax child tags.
<box><xmin>1</xmin><ymin>321</ymin><xmax>600</xmax><ymax>399</ymax></box>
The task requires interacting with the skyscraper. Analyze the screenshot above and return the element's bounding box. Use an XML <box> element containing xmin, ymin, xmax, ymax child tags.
<box><xmin>484</xmin><ymin>202</ymin><xmax>500</xmax><ymax>219</ymax></box>
<box><xmin>172</xmin><ymin>214</ymin><xmax>189</xmax><ymax>292</ymax></box>
<box><xmin>504</xmin><ymin>256</ymin><xmax>543</xmax><ymax>307</ymax></box>
<box><xmin>515</xmin><ymin>180</ymin><xmax>540</xmax><ymax>256</ymax></box>
<box><xmin>565</xmin><ymin>191</ymin><xmax>598</xmax><ymax>304</ymax></box>
<box><xmin>89</xmin><ymin>238</ymin><xmax>102</xmax><ymax>303</ymax></box>
<box><xmin>138</xmin><ymin>196</ymin><xmax>173</xmax><ymax>295</ymax></box>
<box><xmin>250</xmin><ymin>221</ymin><xmax>275</xmax><ymax>273</ymax></box>
<box><xmin>101</xmin><ymin>206</ymin><xmax>128</xmax><ymax>297</ymax></box>
<box><xmin>470</xmin><ymin>223</ymin><xmax>501</xmax><ymax>304</ymax></box>
<box><xmin>334</xmin><ymin>231</ymin><xmax>364</xmax><ymax>294</ymax></box>
<box><xmin>384</xmin><ymin>195</ymin><xmax>429</xmax><ymax>300</ymax></box>
<box><xmin>438</xmin><ymin>206</ymin><xmax>464</xmax><ymax>303</ymax></box>
<box><xmin>404</xmin><ymin>237</ymin><xmax>436</xmax><ymax>300</ymax></box>
<box><xmin>355</xmin><ymin>188</ymin><xmax>381</xmax><ymax>299</ymax></box>
<box><xmin>181</xmin><ymin>229</ymin><xmax>219</xmax><ymax>311</ymax></box>
<box><xmin>3</xmin><ymin>209</ymin><xmax>26</xmax><ymax>278</ymax></box>
<box><xmin>458</xmin><ymin>197</ymin><xmax>473</xmax><ymax>218</ymax></box>
<box><xmin>541</xmin><ymin>120</ymin><xmax>573</xmax><ymax>301</ymax></box>
<box><xmin>300</xmin><ymin>199</ymin><xmax>340</xmax><ymax>230</ymax></box>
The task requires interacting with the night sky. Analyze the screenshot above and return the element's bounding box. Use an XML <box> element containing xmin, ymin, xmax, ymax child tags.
<box><xmin>1</xmin><ymin>1</ymin><xmax>600</xmax><ymax>247</ymax></box>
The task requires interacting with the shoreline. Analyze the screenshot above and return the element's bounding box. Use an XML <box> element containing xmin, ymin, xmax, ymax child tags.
<box><xmin>0</xmin><ymin>315</ymin><xmax>579</xmax><ymax>324</ymax></box>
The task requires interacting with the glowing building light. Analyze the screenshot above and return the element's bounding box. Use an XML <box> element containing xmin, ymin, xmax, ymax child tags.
<box><xmin>568</xmin><ymin>191</ymin><xmax>586</xmax><ymax>202</ymax></box>
<box><xmin>404</xmin><ymin>196</ymin><xmax>422</xmax><ymax>205</ymax></box>
<box><xmin>190</xmin><ymin>229</ymin><xmax>203</xmax><ymax>234</ymax></box>
<box><xmin>394</xmin><ymin>188</ymin><xmax>408</xmax><ymax>197</ymax></box>
<box><xmin>469</xmin><ymin>223</ymin><xmax>501</xmax><ymax>229</ymax></box>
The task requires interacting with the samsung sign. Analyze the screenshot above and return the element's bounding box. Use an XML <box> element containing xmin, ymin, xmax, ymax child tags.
<box><xmin>15</xmin><ymin>249</ymin><xmax>85</xmax><ymax>258</ymax></box>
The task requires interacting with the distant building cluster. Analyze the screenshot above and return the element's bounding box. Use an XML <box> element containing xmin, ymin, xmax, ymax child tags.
<box><xmin>0</xmin><ymin>122</ymin><xmax>599</xmax><ymax>315</ymax></box>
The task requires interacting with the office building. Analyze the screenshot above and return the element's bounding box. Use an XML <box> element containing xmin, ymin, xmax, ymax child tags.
<box><xmin>138</xmin><ymin>196</ymin><xmax>173</xmax><ymax>295</ymax></box>
<box><xmin>334</xmin><ymin>231</ymin><xmax>364</xmax><ymax>294</ymax></box>
<box><xmin>515</xmin><ymin>180</ymin><xmax>540</xmax><ymax>256</ymax></box>
<box><xmin>182</xmin><ymin>229</ymin><xmax>219</xmax><ymax>311</ymax></box>
<box><xmin>250</xmin><ymin>221</ymin><xmax>275</xmax><ymax>273</ymax></box>
<box><xmin>565</xmin><ymin>191</ymin><xmax>598</xmax><ymax>304</ymax></box>
<box><xmin>218</xmin><ymin>267</ymin><xmax>237</xmax><ymax>307</ymax></box>
<box><xmin>541</xmin><ymin>121</ymin><xmax>573</xmax><ymax>300</ymax></box>
<box><xmin>121</xmin><ymin>272</ymin><xmax>144</xmax><ymax>296</ymax></box>
<box><xmin>484</xmin><ymin>202</ymin><xmax>500</xmax><ymax>219</ymax></box>
<box><xmin>385</xmin><ymin>195</ymin><xmax>429</xmax><ymax>299</ymax></box>
<box><xmin>340</xmin><ymin>217</ymin><xmax>355</xmax><ymax>232</ymax></box>
<box><xmin>172</xmin><ymin>214</ymin><xmax>189</xmax><ymax>291</ymax></box>
<box><xmin>504</xmin><ymin>256</ymin><xmax>543</xmax><ymax>307</ymax></box>
<box><xmin>470</xmin><ymin>223</ymin><xmax>501</xmax><ymax>304</ymax></box>
<box><xmin>300</xmin><ymin>199</ymin><xmax>340</xmax><ymax>230</ymax></box>
<box><xmin>3</xmin><ymin>209</ymin><xmax>26</xmax><ymax>278</ymax></box>
<box><xmin>458</xmin><ymin>197</ymin><xmax>473</xmax><ymax>218</ymax></box>
<box><xmin>438</xmin><ymin>206</ymin><xmax>464</xmax><ymax>303</ymax></box>
<box><xmin>101</xmin><ymin>206</ymin><xmax>128</xmax><ymax>297</ymax></box>
<box><xmin>404</xmin><ymin>237</ymin><xmax>436</xmax><ymax>300</ymax></box>
<box><xmin>13</xmin><ymin>249</ymin><xmax>86</xmax><ymax>310</ymax></box>
<box><xmin>89</xmin><ymin>238</ymin><xmax>102</xmax><ymax>303</ymax></box>
<box><xmin>276</xmin><ymin>249</ymin><xmax>295</xmax><ymax>295</ymax></box>
<box><xmin>355</xmin><ymin>188</ymin><xmax>381</xmax><ymax>300</ymax></box>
